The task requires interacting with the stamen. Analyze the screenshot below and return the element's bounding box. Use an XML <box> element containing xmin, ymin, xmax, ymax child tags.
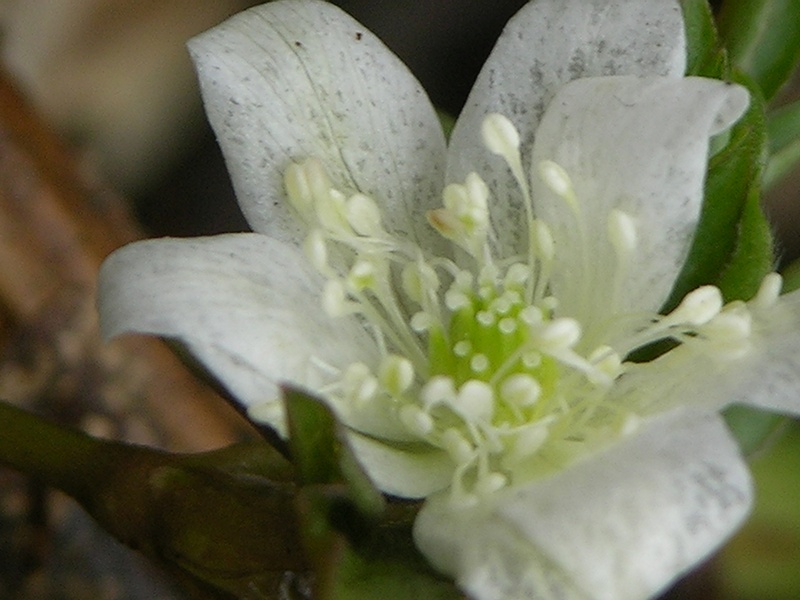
<box><xmin>500</xmin><ymin>374</ymin><xmax>542</xmax><ymax>407</ymax></box>
<box><xmin>322</xmin><ymin>280</ymin><xmax>351</xmax><ymax>317</ymax></box>
<box><xmin>456</xmin><ymin>380</ymin><xmax>495</xmax><ymax>422</ymax></box>
<box><xmin>665</xmin><ymin>285</ymin><xmax>723</xmax><ymax>327</ymax></box>
<box><xmin>442</xmin><ymin>428</ymin><xmax>475</xmax><ymax>464</ymax></box>
<box><xmin>538</xmin><ymin>160</ymin><xmax>579</xmax><ymax>217</ymax></box>
<box><xmin>607</xmin><ymin>209</ymin><xmax>637</xmax><ymax>258</ymax></box>
<box><xmin>346</xmin><ymin>193</ymin><xmax>384</xmax><ymax>236</ymax></box>
<box><xmin>400</xmin><ymin>405</ymin><xmax>434</xmax><ymax>436</ymax></box>
<box><xmin>303</xmin><ymin>229</ymin><xmax>328</xmax><ymax>273</ymax></box>
<box><xmin>534</xmin><ymin>318</ymin><xmax>581</xmax><ymax>351</ymax></box>
<box><xmin>284</xmin><ymin>161</ymin><xmax>314</xmax><ymax>216</ymax></box>
<box><xmin>753</xmin><ymin>272</ymin><xmax>783</xmax><ymax>310</ymax></box>
<box><xmin>481</xmin><ymin>113</ymin><xmax>521</xmax><ymax>160</ymax></box>
<box><xmin>379</xmin><ymin>355</ymin><xmax>415</xmax><ymax>396</ymax></box>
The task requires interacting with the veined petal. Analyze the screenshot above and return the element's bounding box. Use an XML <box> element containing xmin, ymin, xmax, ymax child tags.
<box><xmin>98</xmin><ymin>234</ymin><xmax>376</xmax><ymax>435</ymax></box>
<box><xmin>348</xmin><ymin>433</ymin><xmax>454</xmax><ymax>499</ymax></box>
<box><xmin>530</xmin><ymin>76</ymin><xmax>749</xmax><ymax>333</ymax></box>
<box><xmin>447</xmin><ymin>0</ymin><xmax>686</xmax><ymax>258</ymax></box>
<box><xmin>188</xmin><ymin>0</ymin><xmax>446</xmax><ymax>250</ymax></box>
<box><xmin>414</xmin><ymin>410</ymin><xmax>752</xmax><ymax>600</ymax></box>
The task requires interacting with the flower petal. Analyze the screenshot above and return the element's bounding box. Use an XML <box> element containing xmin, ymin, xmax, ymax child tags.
<box><xmin>620</xmin><ymin>287</ymin><xmax>800</xmax><ymax>418</ymax></box>
<box><xmin>98</xmin><ymin>233</ymin><xmax>376</xmax><ymax>435</ymax></box>
<box><xmin>530</xmin><ymin>76</ymin><xmax>749</xmax><ymax>332</ymax></box>
<box><xmin>447</xmin><ymin>0</ymin><xmax>686</xmax><ymax>257</ymax></box>
<box><xmin>414</xmin><ymin>410</ymin><xmax>752</xmax><ymax>600</ymax></box>
<box><xmin>188</xmin><ymin>0</ymin><xmax>446</xmax><ymax>249</ymax></box>
<box><xmin>348</xmin><ymin>433</ymin><xmax>454</xmax><ymax>499</ymax></box>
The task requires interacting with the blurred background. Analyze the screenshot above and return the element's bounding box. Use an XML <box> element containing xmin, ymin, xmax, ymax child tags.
<box><xmin>0</xmin><ymin>1</ymin><xmax>798</xmax><ymax>599</ymax></box>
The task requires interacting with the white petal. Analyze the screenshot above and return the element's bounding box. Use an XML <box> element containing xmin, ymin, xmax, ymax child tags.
<box><xmin>414</xmin><ymin>410</ymin><xmax>752</xmax><ymax>600</ymax></box>
<box><xmin>621</xmin><ymin>287</ymin><xmax>800</xmax><ymax>418</ymax></box>
<box><xmin>188</xmin><ymin>0</ymin><xmax>446</xmax><ymax>250</ymax></box>
<box><xmin>447</xmin><ymin>0</ymin><xmax>686</xmax><ymax>257</ymax></box>
<box><xmin>348</xmin><ymin>433</ymin><xmax>454</xmax><ymax>499</ymax></box>
<box><xmin>98</xmin><ymin>233</ymin><xmax>376</xmax><ymax>434</ymax></box>
<box><xmin>530</xmin><ymin>77</ymin><xmax>749</xmax><ymax>331</ymax></box>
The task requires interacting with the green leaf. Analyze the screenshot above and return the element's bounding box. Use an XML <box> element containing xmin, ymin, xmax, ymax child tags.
<box><xmin>723</xmin><ymin>405</ymin><xmax>787</xmax><ymax>457</ymax></box>
<box><xmin>764</xmin><ymin>99</ymin><xmax>800</xmax><ymax>189</ymax></box>
<box><xmin>665</xmin><ymin>72</ymin><xmax>773</xmax><ymax>308</ymax></box>
<box><xmin>295</xmin><ymin>488</ymin><xmax>461</xmax><ymax>600</ymax></box>
<box><xmin>781</xmin><ymin>256</ymin><xmax>800</xmax><ymax>292</ymax></box>
<box><xmin>283</xmin><ymin>388</ymin><xmax>462</xmax><ymax>599</ymax></box>
<box><xmin>718</xmin><ymin>0</ymin><xmax>800</xmax><ymax>100</ymax></box>
<box><xmin>715</xmin><ymin>182</ymin><xmax>775</xmax><ymax>300</ymax></box>
<box><xmin>283</xmin><ymin>385</ymin><xmax>384</xmax><ymax>518</ymax></box>
<box><xmin>680</xmin><ymin>0</ymin><xmax>728</xmax><ymax>77</ymax></box>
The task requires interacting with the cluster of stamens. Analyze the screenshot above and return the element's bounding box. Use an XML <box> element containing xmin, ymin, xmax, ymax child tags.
<box><xmin>272</xmin><ymin>113</ymin><xmax>770</xmax><ymax>505</ymax></box>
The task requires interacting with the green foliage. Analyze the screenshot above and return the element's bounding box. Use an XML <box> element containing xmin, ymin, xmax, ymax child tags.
<box><xmin>680</xmin><ymin>0</ymin><xmax>728</xmax><ymax>77</ymax></box>
<box><xmin>283</xmin><ymin>386</ymin><xmax>461</xmax><ymax>600</ymax></box>
<box><xmin>718</xmin><ymin>0</ymin><xmax>800</xmax><ymax>101</ymax></box>
<box><xmin>765</xmin><ymin>100</ymin><xmax>800</xmax><ymax>189</ymax></box>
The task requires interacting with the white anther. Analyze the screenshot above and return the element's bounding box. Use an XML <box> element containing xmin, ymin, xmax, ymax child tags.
<box><xmin>608</xmin><ymin>209</ymin><xmax>638</xmax><ymax>256</ymax></box>
<box><xmin>322</xmin><ymin>280</ymin><xmax>349</xmax><ymax>316</ymax></box>
<box><xmin>753</xmin><ymin>272</ymin><xmax>783</xmax><ymax>310</ymax></box>
<box><xmin>316</xmin><ymin>187</ymin><xmax>350</xmax><ymax>234</ymax></box>
<box><xmin>702</xmin><ymin>308</ymin><xmax>752</xmax><ymax>349</ymax></box>
<box><xmin>588</xmin><ymin>346</ymin><xmax>623</xmax><ymax>380</ymax></box>
<box><xmin>532</xmin><ymin>219</ymin><xmax>555</xmax><ymax>261</ymax></box>
<box><xmin>379</xmin><ymin>355</ymin><xmax>415</xmax><ymax>396</ymax></box>
<box><xmin>482</xmin><ymin>113</ymin><xmax>521</xmax><ymax>158</ymax></box>
<box><xmin>541</xmin><ymin>296</ymin><xmax>559</xmax><ymax>312</ymax></box>
<box><xmin>519</xmin><ymin>305</ymin><xmax>543</xmax><ymax>325</ymax></box>
<box><xmin>443</xmin><ymin>182</ymin><xmax>470</xmax><ymax>212</ymax></box>
<box><xmin>427</xmin><ymin>208</ymin><xmax>461</xmax><ymax>239</ymax></box>
<box><xmin>465</xmin><ymin>172</ymin><xmax>490</xmax><ymax>207</ymax></box>
<box><xmin>421</xmin><ymin>376</ymin><xmax>457</xmax><ymax>408</ymax></box>
<box><xmin>504</xmin><ymin>263</ymin><xmax>530</xmax><ymax>290</ymax></box>
<box><xmin>457</xmin><ymin>380</ymin><xmax>495</xmax><ymax>422</ymax></box>
<box><xmin>535</xmin><ymin>318</ymin><xmax>581</xmax><ymax>350</ymax></box>
<box><xmin>499</xmin><ymin>317</ymin><xmax>517</xmax><ymax>335</ymax></box>
<box><xmin>470</xmin><ymin>354</ymin><xmax>490</xmax><ymax>373</ymax></box>
<box><xmin>442</xmin><ymin>428</ymin><xmax>474</xmax><ymax>464</ymax></box>
<box><xmin>346</xmin><ymin>193</ymin><xmax>384</xmax><ymax>236</ymax></box>
<box><xmin>538</xmin><ymin>160</ymin><xmax>572</xmax><ymax>198</ymax></box>
<box><xmin>284</xmin><ymin>161</ymin><xmax>313</xmax><ymax>215</ymax></box>
<box><xmin>347</xmin><ymin>259</ymin><xmax>376</xmax><ymax>291</ymax></box>
<box><xmin>511</xmin><ymin>422</ymin><xmax>550</xmax><ymax>458</ymax></box>
<box><xmin>343</xmin><ymin>363</ymin><xmax>378</xmax><ymax>404</ymax></box>
<box><xmin>399</xmin><ymin>405</ymin><xmax>434</xmax><ymax>436</ymax></box>
<box><xmin>668</xmin><ymin>285</ymin><xmax>723</xmax><ymax>326</ymax></box>
<box><xmin>620</xmin><ymin>413</ymin><xmax>641</xmax><ymax>436</ymax></box>
<box><xmin>303</xmin><ymin>157</ymin><xmax>333</xmax><ymax>202</ymax></box>
<box><xmin>445</xmin><ymin>289</ymin><xmax>471</xmax><ymax>311</ymax></box>
<box><xmin>402</xmin><ymin>261</ymin><xmax>440</xmax><ymax>304</ymax></box>
<box><xmin>476</xmin><ymin>472</ymin><xmax>508</xmax><ymax>496</ymax></box>
<box><xmin>410</xmin><ymin>311</ymin><xmax>436</xmax><ymax>332</ymax></box>
<box><xmin>303</xmin><ymin>230</ymin><xmax>328</xmax><ymax>272</ymax></box>
<box><xmin>500</xmin><ymin>374</ymin><xmax>541</xmax><ymax>407</ymax></box>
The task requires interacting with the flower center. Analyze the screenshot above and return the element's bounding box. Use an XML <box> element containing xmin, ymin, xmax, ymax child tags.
<box><xmin>269</xmin><ymin>113</ymin><xmax>764</xmax><ymax>505</ymax></box>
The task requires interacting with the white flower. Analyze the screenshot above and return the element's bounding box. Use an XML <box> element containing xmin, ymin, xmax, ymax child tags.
<box><xmin>97</xmin><ymin>1</ymin><xmax>800</xmax><ymax>599</ymax></box>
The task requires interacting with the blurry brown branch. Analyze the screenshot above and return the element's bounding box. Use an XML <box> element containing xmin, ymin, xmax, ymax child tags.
<box><xmin>0</xmin><ymin>67</ymin><xmax>250</xmax><ymax>599</ymax></box>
